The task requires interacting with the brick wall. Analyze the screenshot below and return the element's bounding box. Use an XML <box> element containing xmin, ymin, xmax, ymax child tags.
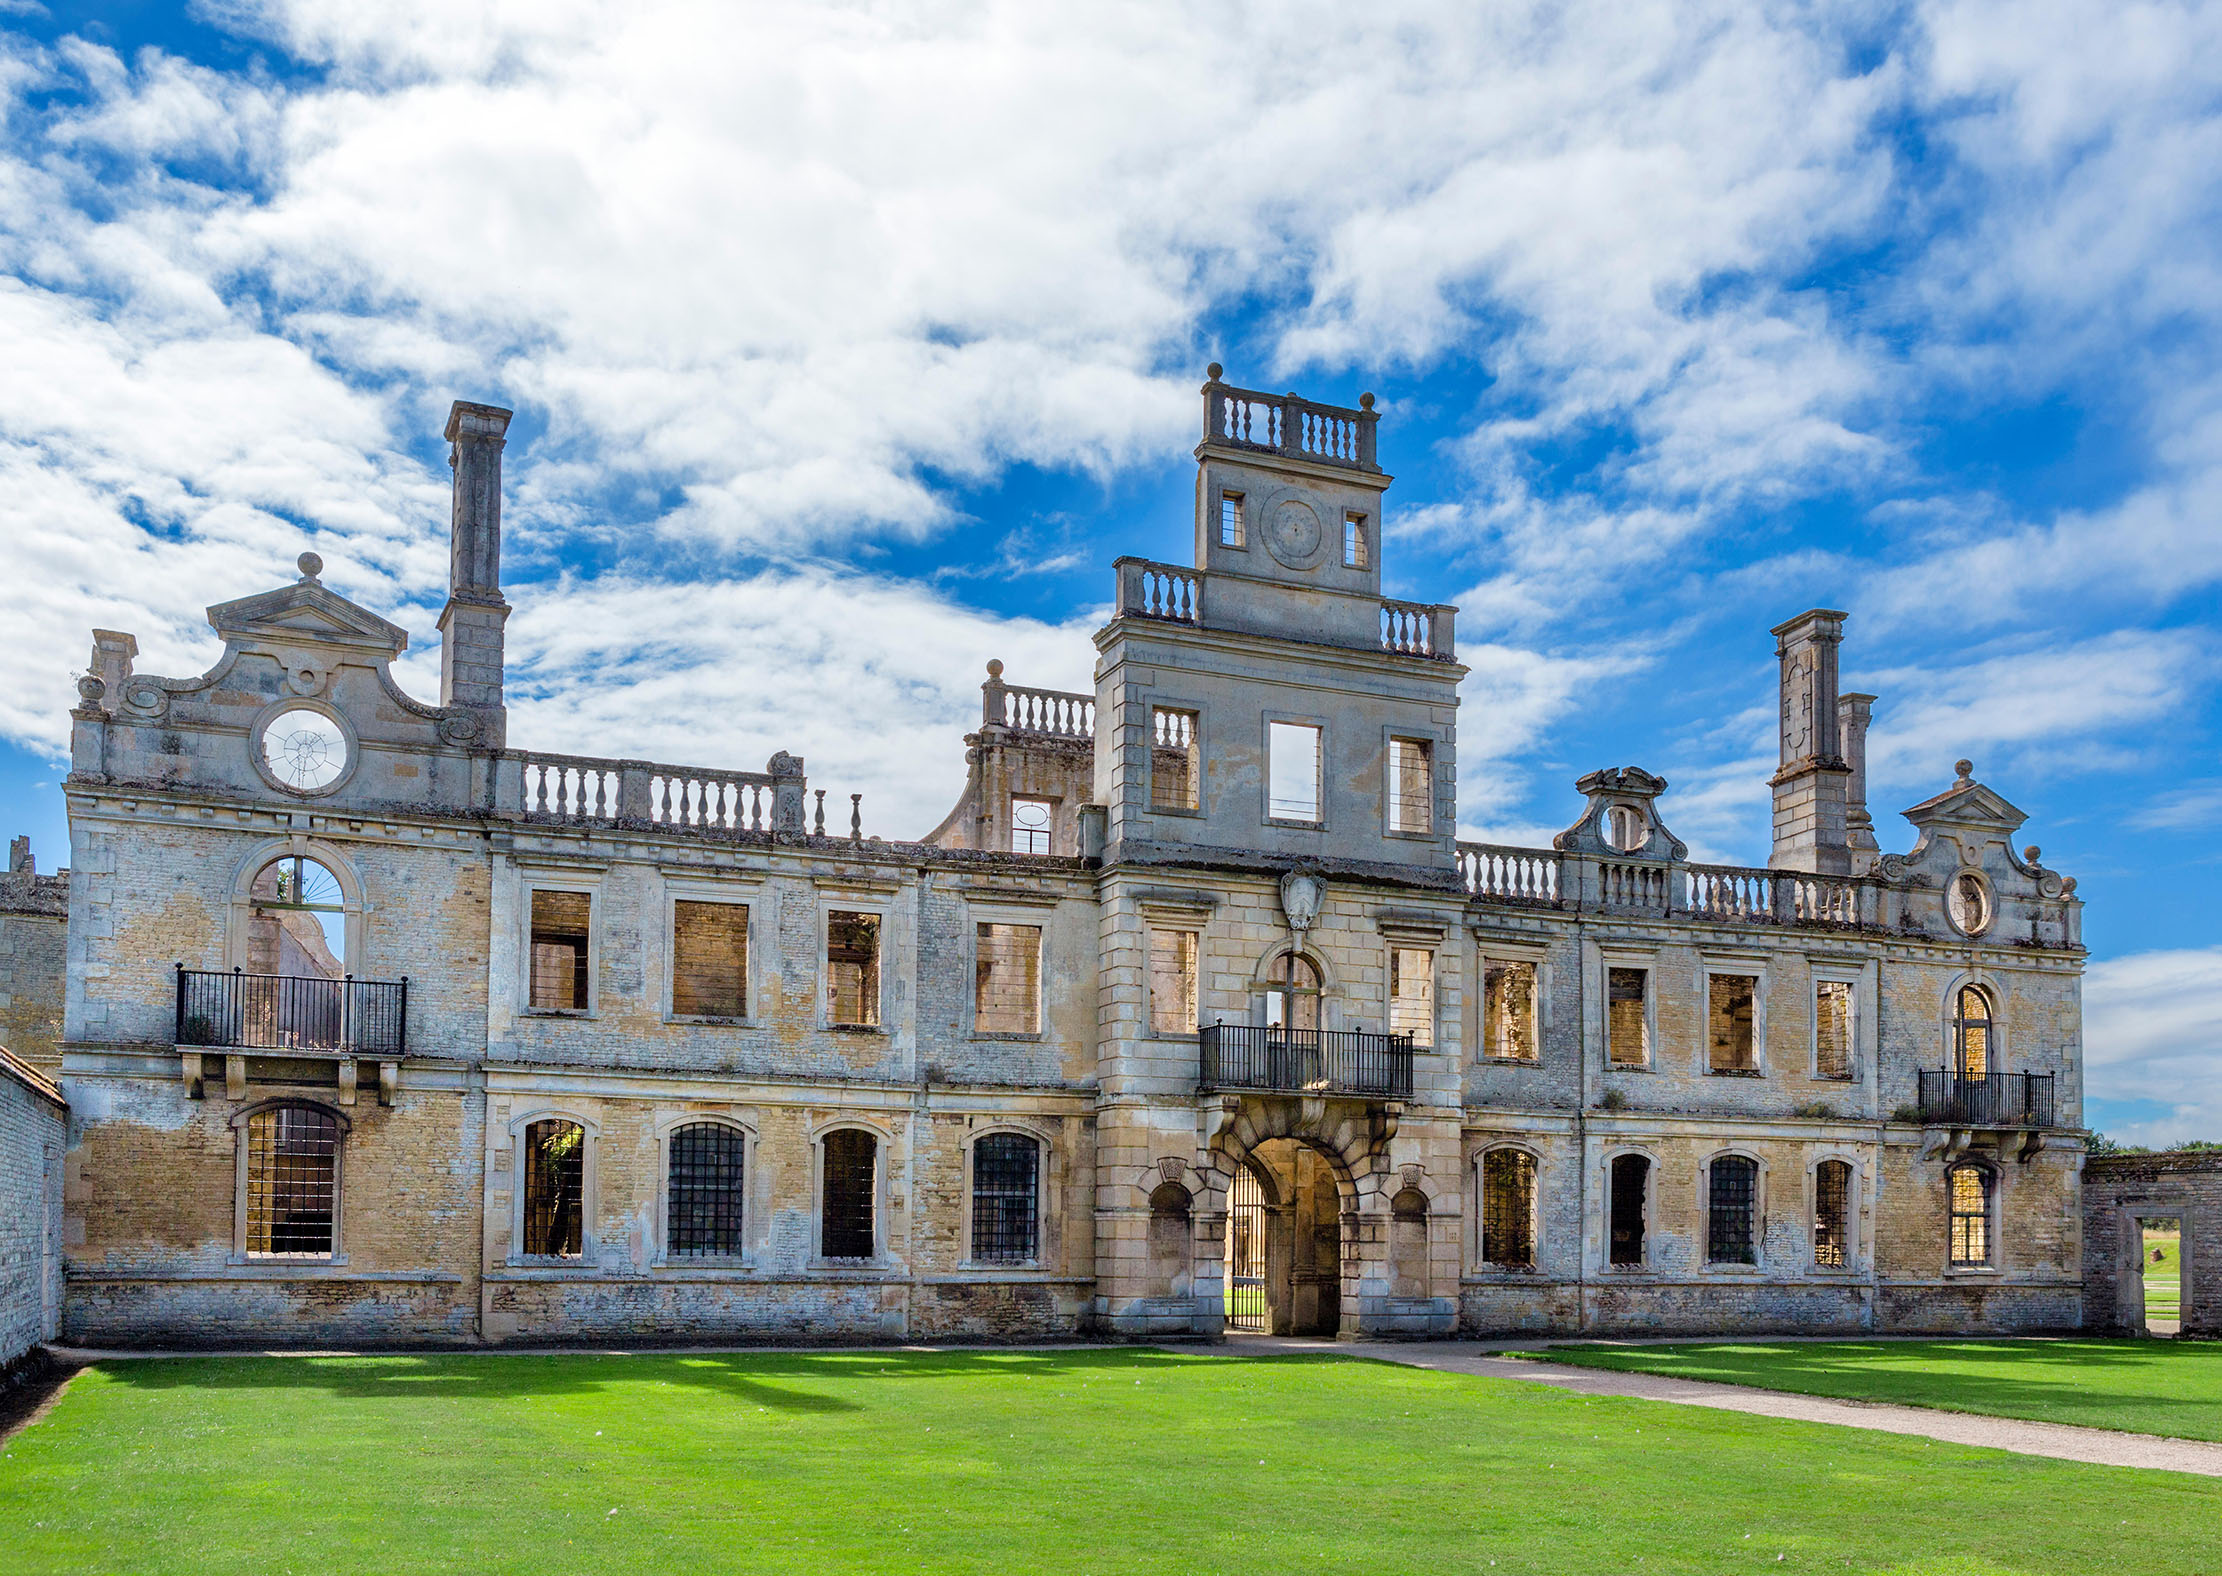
<box><xmin>0</xmin><ymin>1050</ymin><xmax>66</xmax><ymax>1370</ymax></box>
<box><xmin>2083</xmin><ymin>1151</ymin><xmax>2221</xmax><ymax>1336</ymax></box>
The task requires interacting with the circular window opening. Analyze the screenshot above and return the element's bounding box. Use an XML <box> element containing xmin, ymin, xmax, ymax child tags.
<box><xmin>1605</xmin><ymin>803</ymin><xmax>1647</xmax><ymax>852</ymax></box>
<box><xmin>261</xmin><ymin>709</ymin><xmax>349</xmax><ymax>794</ymax></box>
<box><xmin>1947</xmin><ymin>869</ymin><xmax>1992</xmax><ymax>936</ymax></box>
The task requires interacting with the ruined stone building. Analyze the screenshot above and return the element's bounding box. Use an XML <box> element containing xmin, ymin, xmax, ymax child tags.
<box><xmin>44</xmin><ymin>371</ymin><xmax>2092</xmax><ymax>1346</ymax></box>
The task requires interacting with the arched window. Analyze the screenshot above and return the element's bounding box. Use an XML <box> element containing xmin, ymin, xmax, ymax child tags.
<box><xmin>1814</xmin><ymin>1159</ymin><xmax>1853</xmax><ymax>1268</ymax></box>
<box><xmin>1952</xmin><ymin>986</ymin><xmax>1994</xmax><ymax>1076</ymax></box>
<box><xmin>1261</xmin><ymin>953</ymin><xmax>1321</xmax><ymax>1033</ymax></box>
<box><xmin>1608</xmin><ymin>1154</ymin><xmax>1648</xmax><ymax>1267</ymax></box>
<box><xmin>243</xmin><ymin>1104</ymin><xmax>339</xmax><ymax>1258</ymax></box>
<box><xmin>667</xmin><ymin>1122</ymin><xmax>746</xmax><ymax>1258</ymax></box>
<box><xmin>1708</xmin><ymin>1155</ymin><xmax>1759</xmax><ymax>1265</ymax></box>
<box><xmin>971</xmin><ymin>1132</ymin><xmax>1041</xmax><ymax>1264</ymax></box>
<box><xmin>1148</xmin><ymin>1180</ymin><xmax>1193</xmax><ymax>1299</ymax></box>
<box><xmin>1480</xmin><ymin>1149</ymin><xmax>1537</xmax><ymax>1268</ymax></box>
<box><xmin>523</xmin><ymin>1119</ymin><xmax>584</xmax><ymax>1258</ymax></box>
<box><xmin>1948</xmin><ymin>1165</ymin><xmax>1993</xmax><ymax>1267</ymax></box>
<box><xmin>248</xmin><ymin>855</ymin><xmax>347</xmax><ymax>978</ymax></box>
<box><xmin>821</xmin><ymin>1129</ymin><xmax>878</xmax><ymax>1260</ymax></box>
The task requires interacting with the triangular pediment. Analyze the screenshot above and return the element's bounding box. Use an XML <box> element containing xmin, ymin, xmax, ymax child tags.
<box><xmin>1901</xmin><ymin>776</ymin><xmax>2027</xmax><ymax>832</ymax></box>
<box><xmin>207</xmin><ymin>580</ymin><xmax>409</xmax><ymax>658</ymax></box>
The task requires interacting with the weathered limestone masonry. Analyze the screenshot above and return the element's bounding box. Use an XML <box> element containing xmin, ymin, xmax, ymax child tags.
<box><xmin>2083</xmin><ymin>1152</ymin><xmax>2220</xmax><ymax>1336</ymax></box>
<box><xmin>50</xmin><ymin>369</ymin><xmax>2089</xmax><ymax>1347</ymax></box>
<box><xmin>0</xmin><ymin>1049</ymin><xmax>65</xmax><ymax>1374</ymax></box>
<box><xmin>0</xmin><ymin>836</ymin><xmax>69</xmax><ymax>1071</ymax></box>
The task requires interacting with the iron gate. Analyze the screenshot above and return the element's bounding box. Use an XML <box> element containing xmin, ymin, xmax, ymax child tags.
<box><xmin>1225</xmin><ymin>1165</ymin><xmax>1267</xmax><ymax>1331</ymax></box>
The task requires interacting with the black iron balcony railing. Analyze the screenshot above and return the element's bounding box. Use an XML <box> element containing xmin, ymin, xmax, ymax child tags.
<box><xmin>1199</xmin><ymin>1024</ymin><xmax>1414</xmax><ymax>1100</ymax></box>
<box><xmin>1915</xmin><ymin>1070</ymin><xmax>2056</xmax><ymax>1128</ymax></box>
<box><xmin>175</xmin><ymin>966</ymin><xmax>408</xmax><ymax>1057</ymax></box>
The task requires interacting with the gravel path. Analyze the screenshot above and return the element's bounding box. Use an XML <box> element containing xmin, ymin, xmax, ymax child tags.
<box><xmin>1228</xmin><ymin>1335</ymin><xmax>2222</xmax><ymax>1477</ymax></box>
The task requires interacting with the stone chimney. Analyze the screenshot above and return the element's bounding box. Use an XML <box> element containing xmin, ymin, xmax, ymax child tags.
<box><xmin>437</xmin><ymin>400</ymin><xmax>514</xmax><ymax>746</ymax></box>
<box><xmin>1768</xmin><ymin>608</ymin><xmax>1852</xmax><ymax>875</ymax></box>
<box><xmin>1838</xmin><ymin>692</ymin><xmax>1879</xmax><ymax>871</ymax></box>
<box><xmin>88</xmin><ymin>630</ymin><xmax>136</xmax><ymax>713</ymax></box>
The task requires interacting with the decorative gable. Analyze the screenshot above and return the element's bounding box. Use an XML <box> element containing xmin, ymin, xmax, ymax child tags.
<box><xmin>206</xmin><ymin>554</ymin><xmax>409</xmax><ymax>661</ymax></box>
<box><xmin>1900</xmin><ymin>759</ymin><xmax>2028</xmax><ymax>834</ymax></box>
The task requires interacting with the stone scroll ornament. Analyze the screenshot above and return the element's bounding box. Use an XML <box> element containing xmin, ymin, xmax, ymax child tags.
<box><xmin>1279</xmin><ymin>869</ymin><xmax>1325</xmax><ymax>939</ymax></box>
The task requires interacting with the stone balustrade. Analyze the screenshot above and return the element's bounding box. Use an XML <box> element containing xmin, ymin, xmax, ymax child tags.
<box><xmin>1458</xmin><ymin>842</ymin><xmax>1874</xmax><ymax>931</ymax></box>
<box><xmin>508</xmin><ymin>749</ymin><xmax>853</xmax><ymax>839</ymax></box>
<box><xmin>1202</xmin><ymin>368</ymin><xmax>1380</xmax><ymax>472</ymax></box>
<box><xmin>1380</xmin><ymin>598</ymin><xmax>1454</xmax><ymax>659</ymax></box>
<box><xmin>987</xmin><ymin>678</ymin><xmax>1096</xmax><ymax>740</ymax></box>
<box><xmin>1115</xmin><ymin>557</ymin><xmax>1201</xmax><ymax>623</ymax></box>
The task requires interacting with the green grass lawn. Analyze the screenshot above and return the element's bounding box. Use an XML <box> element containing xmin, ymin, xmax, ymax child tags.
<box><xmin>2</xmin><ymin>1350</ymin><xmax>2218</xmax><ymax>1575</ymax></box>
<box><xmin>1537</xmin><ymin>1339</ymin><xmax>2222</xmax><ymax>1441</ymax></box>
<box><xmin>2146</xmin><ymin>1232</ymin><xmax>2182</xmax><ymax>1319</ymax></box>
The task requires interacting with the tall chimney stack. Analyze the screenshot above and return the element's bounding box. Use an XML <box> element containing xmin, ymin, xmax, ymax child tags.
<box><xmin>1768</xmin><ymin>608</ymin><xmax>1852</xmax><ymax>875</ymax></box>
<box><xmin>1838</xmin><ymin>691</ymin><xmax>1879</xmax><ymax>871</ymax></box>
<box><xmin>438</xmin><ymin>400</ymin><xmax>514</xmax><ymax>746</ymax></box>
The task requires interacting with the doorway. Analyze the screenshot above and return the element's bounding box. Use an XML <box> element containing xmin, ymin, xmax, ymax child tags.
<box><xmin>2142</xmin><ymin>1216</ymin><xmax>2182</xmax><ymax>1337</ymax></box>
<box><xmin>1224</xmin><ymin>1138</ymin><xmax>1345</xmax><ymax>1337</ymax></box>
<box><xmin>1225</xmin><ymin>1165</ymin><xmax>1266</xmax><ymax>1331</ymax></box>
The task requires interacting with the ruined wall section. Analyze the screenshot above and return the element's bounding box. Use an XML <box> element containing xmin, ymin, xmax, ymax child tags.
<box><xmin>0</xmin><ymin>844</ymin><xmax>68</xmax><ymax>1071</ymax></box>
<box><xmin>2082</xmin><ymin>1151</ymin><xmax>2220</xmax><ymax>1336</ymax></box>
<box><xmin>0</xmin><ymin>1051</ymin><xmax>65</xmax><ymax>1371</ymax></box>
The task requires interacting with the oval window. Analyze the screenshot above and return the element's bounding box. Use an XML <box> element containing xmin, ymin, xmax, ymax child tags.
<box><xmin>261</xmin><ymin>709</ymin><xmax>349</xmax><ymax>793</ymax></box>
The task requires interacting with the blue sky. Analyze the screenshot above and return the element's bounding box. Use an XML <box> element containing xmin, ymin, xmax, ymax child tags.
<box><xmin>2</xmin><ymin>1</ymin><xmax>2218</xmax><ymax>1141</ymax></box>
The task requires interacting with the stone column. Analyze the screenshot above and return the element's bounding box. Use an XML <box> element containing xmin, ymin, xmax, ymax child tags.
<box><xmin>1839</xmin><ymin>692</ymin><xmax>1880</xmax><ymax>870</ymax></box>
<box><xmin>438</xmin><ymin>400</ymin><xmax>515</xmax><ymax>747</ymax></box>
<box><xmin>1768</xmin><ymin>609</ymin><xmax>1852</xmax><ymax>874</ymax></box>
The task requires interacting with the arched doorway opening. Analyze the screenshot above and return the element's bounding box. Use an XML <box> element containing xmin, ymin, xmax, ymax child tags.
<box><xmin>1223</xmin><ymin>1136</ymin><xmax>1347</xmax><ymax>1336</ymax></box>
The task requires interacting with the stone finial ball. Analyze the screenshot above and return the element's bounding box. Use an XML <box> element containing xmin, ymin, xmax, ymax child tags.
<box><xmin>1360</xmin><ymin>392</ymin><xmax>1376</xmax><ymax>410</ymax></box>
<box><xmin>1954</xmin><ymin>758</ymin><xmax>1973</xmax><ymax>779</ymax></box>
<box><xmin>1206</xmin><ymin>363</ymin><xmax>1223</xmax><ymax>380</ymax></box>
<box><xmin>298</xmin><ymin>552</ymin><xmax>324</xmax><ymax>580</ymax></box>
<box><xmin>2025</xmin><ymin>845</ymin><xmax>2042</xmax><ymax>863</ymax></box>
<box><xmin>77</xmin><ymin>674</ymin><xmax>105</xmax><ymax>704</ymax></box>
<box><xmin>986</xmin><ymin>658</ymin><xmax>1004</xmax><ymax>678</ymax></box>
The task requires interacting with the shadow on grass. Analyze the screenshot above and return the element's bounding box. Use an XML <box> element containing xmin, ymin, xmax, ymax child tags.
<box><xmin>88</xmin><ymin>1346</ymin><xmax>1347</xmax><ymax>1410</ymax></box>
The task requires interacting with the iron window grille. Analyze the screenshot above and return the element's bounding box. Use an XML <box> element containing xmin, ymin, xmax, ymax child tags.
<box><xmin>667</xmin><ymin>1122</ymin><xmax>746</xmax><ymax>1257</ymax></box>
<box><xmin>1219</xmin><ymin>492</ymin><xmax>1245</xmax><ymax>548</ymax></box>
<box><xmin>970</xmin><ymin>1132</ymin><xmax>1041</xmax><ymax>1264</ymax></box>
<box><xmin>523</xmin><ymin>1119</ymin><xmax>584</xmax><ymax>1257</ymax></box>
<box><xmin>1608</xmin><ymin>1154</ymin><xmax>1648</xmax><ymax>1266</ymax></box>
<box><xmin>1948</xmin><ymin>1165</ymin><xmax>1992</xmax><ymax>1266</ymax></box>
<box><xmin>244</xmin><ymin>1104</ymin><xmax>338</xmax><ymax>1257</ymax></box>
<box><xmin>1481</xmin><ymin>1149</ymin><xmax>1537</xmax><ymax>1268</ymax></box>
<box><xmin>1708</xmin><ymin>1155</ymin><xmax>1759</xmax><ymax>1265</ymax></box>
<box><xmin>1814</xmin><ymin>1158</ymin><xmax>1852</xmax><ymax>1268</ymax></box>
<box><xmin>1009</xmin><ymin>797</ymin><xmax>1054</xmax><ymax>855</ymax></box>
<box><xmin>821</xmin><ymin>1129</ymin><xmax>877</xmax><ymax>1259</ymax></box>
<box><xmin>1225</xmin><ymin>1165</ymin><xmax>1266</xmax><ymax>1330</ymax></box>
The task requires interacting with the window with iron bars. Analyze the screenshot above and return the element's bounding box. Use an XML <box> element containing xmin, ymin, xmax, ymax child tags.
<box><xmin>1480</xmin><ymin>1148</ymin><xmax>1536</xmax><ymax>1268</ymax></box>
<box><xmin>244</xmin><ymin>1104</ymin><xmax>338</xmax><ymax>1257</ymax></box>
<box><xmin>1219</xmin><ymin>491</ymin><xmax>1246</xmax><ymax>548</ymax></box>
<box><xmin>1009</xmin><ymin>797</ymin><xmax>1054</xmax><ymax>855</ymax></box>
<box><xmin>1609</xmin><ymin>1153</ymin><xmax>1648</xmax><ymax>1266</ymax></box>
<box><xmin>821</xmin><ymin>1129</ymin><xmax>877</xmax><ymax>1259</ymax></box>
<box><xmin>666</xmin><ymin>1122</ymin><xmax>746</xmax><ymax>1257</ymax></box>
<box><xmin>1814</xmin><ymin>1158</ymin><xmax>1851</xmax><ymax>1269</ymax></box>
<box><xmin>1707</xmin><ymin>1155</ymin><xmax>1758</xmax><ymax>1265</ymax></box>
<box><xmin>970</xmin><ymin>1132</ymin><xmax>1041</xmax><ymax>1264</ymax></box>
<box><xmin>1948</xmin><ymin>1165</ymin><xmax>1992</xmax><ymax>1267</ymax></box>
<box><xmin>523</xmin><ymin>1119</ymin><xmax>584</xmax><ymax>1258</ymax></box>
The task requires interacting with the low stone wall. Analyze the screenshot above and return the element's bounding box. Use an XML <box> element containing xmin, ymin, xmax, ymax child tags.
<box><xmin>2083</xmin><ymin>1151</ymin><xmax>2220</xmax><ymax>1336</ymax></box>
<box><xmin>0</xmin><ymin>1049</ymin><xmax>66</xmax><ymax>1373</ymax></box>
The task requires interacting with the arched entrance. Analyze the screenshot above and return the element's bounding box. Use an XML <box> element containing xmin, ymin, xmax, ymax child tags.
<box><xmin>1223</xmin><ymin>1137</ymin><xmax>1347</xmax><ymax>1336</ymax></box>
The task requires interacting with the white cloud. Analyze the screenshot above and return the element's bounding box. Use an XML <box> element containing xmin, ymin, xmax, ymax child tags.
<box><xmin>2085</xmin><ymin>946</ymin><xmax>2222</xmax><ymax>1146</ymax></box>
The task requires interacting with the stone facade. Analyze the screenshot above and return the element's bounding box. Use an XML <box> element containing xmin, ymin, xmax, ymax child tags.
<box><xmin>0</xmin><ymin>836</ymin><xmax>69</xmax><ymax>1072</ymax></box>
<box><xmin>2082</xmin><ymin>1151</ymin><xmax>2219</xmax><ymax>1336</ymax></box>
<box><xmin>47</xmin><ymin>369</ymin><xmax>2090</xmax><ymax>1347</ymax></box>
<box><xmin>0</xmin><ymin>1049</ymin><xmax>66</xmax><ymax>1373</ymax></box>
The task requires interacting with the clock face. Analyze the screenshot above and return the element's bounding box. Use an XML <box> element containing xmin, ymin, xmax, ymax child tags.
<box><xmin>260</xmin><ymin>708</ymin><xmax>350</xmax><ymax>793</ymax></box>
<box><xmin>1263</xmin><ymin>499</ymin><xmax>1324</xmax><ymax>568</ymax></box>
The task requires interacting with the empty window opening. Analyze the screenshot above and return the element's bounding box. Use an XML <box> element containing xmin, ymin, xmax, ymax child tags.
<box><xmin>821</xmin><ymin>1129</ymin><xmax>877</xmax><ymax>1259</ymax></box>
<box><xmin>244</xmin><ymin>1104</ymin><xmax>337</xmax><ymax>1257</ymax></box>
<box><xmin>1261</xmin><ymin>951</ymin><xmax>1321</xmax><ymax>1033</ymax></box>
<box><xmin>248</xmin><ymin>855</ymin><xmax>347</xmax><ymax>979</ymax></box>
<box><xmin>1389</xmin><ymin>947</ymin><xmax>1434</xmax><ymax>1046</ymax></box>
<box><xmin>1608</xmin><ymin>1154</ymin><xmax>1648</xmax><ymax>1267</ymax></box>
<box><xmin>1151</xmin><ymin>708</ymin><xmax>1200</xmax><ymax>812</ymax></box>
<box><xmin>523</xmin><ymin>1118</ymin><xmax>584</xmax><ymax>1258</ymax></box>
<box><xmin>1814</xmin><ymin>1158</ymin><xmax>1852</xmax><ymax>1269</ymax></box>
<box><xmin>667</xmin><ymin>1122</ymin><xmax>746</xmax><ymax>1257</ymax></box>
<box><xmin>1010</xmin><ymin>797</ymin><xmax>1054</xmax><ymax>855</ymax></box>
<box><xmin>1267</xmin><ymin>722</ymin><xmax>1322</xmax><ymax>822</ymax></box>
<box><xmin>529</xmin><ymin>889</ymin><xmax>591</xmax><ymax>1011</ymax></box>
<box><xmin>971</xmin><ymin>1132</ymin><xmax>1041</xmax><ymax>1264</ymax></box>
<box><xmin>1948</xmin><ymin>1165</ymin><xmax>1992</xmax><ymax>1267</ymax></box>
<box><xmin>1608</xmin><ymin>967</ymin><xmax>1649</xmax><ymax>1066</ymax></box>
<box><xmin>826</xmin><ymin>911</ymin><xmax>882</xmax><ymax>1027</ymax></box>
<box><xmin>1388</xmin><ymin>738</ymin><xmax>1433</xmax><ymax>833</ymax></box>
<box><xmin>1482</xmin><ymin>961</ymin><xmax>1538</xmax><ymax>1062</ymax></box>
<box><xmin>1709</xmin><ymin>974</ymin><xmax>1758</xmax><ymax>1073</ymax></box>
<box><xmin>1481</xmin><ymin>1148</ymin><xmax>1537</xmax><ymax>1268</ymax></box>
<box><xmin>1708</xmin><ymin>1155</ymin><xmax>1758</xmax><ymax>1265</ymax></box>
<box><xmin>974</xmin><ymin>922</ymin><xmax>1042</xmax><ymax>1034</ymax></box>
<box><xmin>1605</xmin><ymin>804</ymin><xmax>1646</xmax><ymax>852</ymax></box>
<box><xmin>1148</xmin><ymin>929</ymin><xmax>1199</xmax><ymax>1037</ymax></box>
<box><xmin>671</xmin><ymin>900</ymin><xmax>748</xmax><ymax>1018</ymax></box>
<box><xmin>1953</xmin><ymin>985</ymin><xmax>1993</xmax><ymax>1076</ymax></box>
<box><xmin>1343</xmin><ymin>512</ymin><xmax>1368</xmax><ymax>568</ymax></box>
<box><xmin>1219</xmin><ymin>491</ymin><xmax>1246</xmax><ymax>548</ymax></box>
<box><xmin>1815</xmin><ymin>979</ymin><xmax>1853</xmax><ymax>1079</ymax></box>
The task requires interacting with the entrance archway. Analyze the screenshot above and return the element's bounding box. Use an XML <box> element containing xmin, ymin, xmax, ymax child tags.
<box><xmin>1224</xmin><ymin>1137</ymin><xmax>1347</xmax><ymax>1336</ymax></box>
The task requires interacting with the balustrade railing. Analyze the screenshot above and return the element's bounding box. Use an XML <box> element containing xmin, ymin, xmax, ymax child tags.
<box><xmin>649</xmin><ymin>768</ymin><xmax>774</xmax><ymax>832</ymax></box>
<box><xmin>991</xmin><ymin>683</ymin><xmax>1095</xmax><ymax>740</ymax></box>
<box><xmin>509</xmin><ymin>750</ymin><xmax>852</xmax><ymax>838</ymax></box>
<box><xmin>1116</xmin><ymin>557</ymin><xmax>1201</xmax><ymax>623</ymax></box>
<box><xmin>1202</xmin><ymin>369</ymin><xmax>1379</xmax><ymax>472</ymax></box>
<box><xmin>1198</xmin><ymin>1024</ymin><xmax>1413</xmax><ymax>1100</ymax></box>
<box><xmin>520</xmin><ymin>752</ymin><xmax>623</xmax><ymax>823</ymax></box>
<box><xmin>1915</xmin><ymin>1070</ymin><xmax>2057</xmax><ymax>1128</ymax></box>
<box><xmin>1682</xmin><ymin>864</ymin><xmax>1774</xmax><ymax>921</ymax></box>
<box><xmin>176</xmin><ymin>966</ymin><xmax>407</xmax><ymax>1057</ymax></box>
<box><xmin>1458</xmin><ymin>843</ymin><xmax>1872</xmax><ymax>931</ymax></box>
<box><xmin>1381</xmin><ymin>599</ymin><xmax>1450</xmax><ymax>658</ymax></box>
<box><xmin>1459</xmin><ymin>844</ymin><xmax>1561</xmax><ymax>905</ymax></box>
<box><xmin>1598</xmin><ymin>860</ymin><xmax>1672</xmax><ymax>913</ymax></box>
